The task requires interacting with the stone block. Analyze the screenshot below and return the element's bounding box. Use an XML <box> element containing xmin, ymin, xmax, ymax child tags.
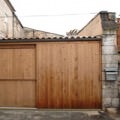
<box><xmin>102</xmin><ymin>55</ymin><xmax>118</xmax><ymax>64</ymax></box>
<box><xmin>103</xmin><ymin>30</ymin><xmax>117</xmax><ymax>35</ymax></box>
<box><xmin>103</xmin><ymin>98</ymin><xmax>112</xmax><ymax>107</ymax></box>
<box><xmin>103</xmin><ymin>89</ymin><xmax>110</xmax><ymax>98</ymax></box>
<box><xmin>103</xmin><ymin>81</ymin><xmax>118</xmax><ymax>89</ymax></box>
<box><xmin>103</xmin><ymin>88</ymin><xmax>113</xmax><ymax>98</ymax></box>
<box><xmin>102</xmin><ymin>38</ymin><xmax>117</xmax><ymax>46</ymax></box>
<box><xmin>103</xmin><ymin>88</ymin><xmax>118</xmax><ymax>98</ymax></box>
<box><xmin>113</xmin><ymin>89</ymin><xmax>119</xmax><ymax>98</ymax></box>
<box><xmin>102</xmin><ymin>63</ymin><xmax>118</xmax><ymax>70</ymax></box>
<box><xmin>102</xmin><ymin>46</ymin><xmax>117</xmax><ymax>54</ymax></box>
<box><xmin>102</xmin><ymin>35</ymin><xmax>117</xmax><ymax>46</ymax></box>
<box><xmin>111</xmin><ymin>98</ymin><xmax>119</xmax><ymax>107</ymax></box>
<box><xmin>112</xmin><ymin>81</ymin><xmax>119</xmax><ymax>88</ymax></box>
<box><xmin>103</xmin><ymin>83</ymin><xmax>114</xmax><ymax>89</ymax></box>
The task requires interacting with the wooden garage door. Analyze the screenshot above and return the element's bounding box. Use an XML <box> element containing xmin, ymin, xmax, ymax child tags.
<box><xmin>37</xmin><ymin>41</ymin><xmax>102</xmax><ymax>109</ymax></box>
<box><xmin>0</xmin><ymin>45</ymin><xmax>35</xmax><ymax>107</ymax></box>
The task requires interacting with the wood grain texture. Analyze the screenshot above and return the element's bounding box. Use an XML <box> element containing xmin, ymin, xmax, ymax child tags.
<box><xmin>0</xmin><ymin>42</ymin><xmax>101</xmax><ymax>108</ymax></box>
<box><xmin>0</xmin><ymin>46</ymin><xmax>35</xmax><ymax>80</ymax></box>
<box><xmin>36</xmin><ymin>41</ymin><xmax>102</xmax><ymax>109</ymax></box>
<box><xmin>0</xmin><ymin>81</ymin><xmax>35</xmax><ymax>107</ymax></box>
<box><xmin>0</xmin><ymin>45</ymin><xmax>36</xmax><ymax>107</ymax></box>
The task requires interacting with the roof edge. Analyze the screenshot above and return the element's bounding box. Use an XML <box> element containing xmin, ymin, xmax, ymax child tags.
<box><xmin>13</xmin><ymin>13</ymin><xmax>23</xmax><ymax>28</ymax></box>
<box><xmin>4</xmin><ymin>0</ymin><xmax>15</xmax><ymax>12</ymax></box>
<box><xmin>78</xmin><ymin>12</ymin><xmax>101</xmax><ymax>34</ymax></box>
<box><xmin>78</xmin><ymin>11</ymin><xmax>116</xmax><ymax>34</ymax></box>
<box><xmin>0</xmin><ymin>36</ymin><xmax>102</xmax><ymax>43</ymax></box>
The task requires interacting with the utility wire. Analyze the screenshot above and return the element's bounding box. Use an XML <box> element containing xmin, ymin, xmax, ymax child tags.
<box><xmin>0</xmin><ymin>12</ymin><xmax>97</xmax><ymax>18</ymax></box>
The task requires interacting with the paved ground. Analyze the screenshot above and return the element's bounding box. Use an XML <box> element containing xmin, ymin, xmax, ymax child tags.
<box><xmin>109</xmin><ymin>114</ymin><xmax>120</xmax><ymax>120</ymax></box>
<box><xmin>0</xmin><ymin>109</ymin><xmax>119</xmax><ymax>120</ymax></box>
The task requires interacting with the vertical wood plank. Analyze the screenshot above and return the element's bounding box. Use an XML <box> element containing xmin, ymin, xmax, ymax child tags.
<box><xmin>36</xmin><ymin>41</ymin><xmax>101</xmax><ymax>109</ymax></box>
<box><xmin>0</xmin><ymin>45</ymin><xmax>36</xmax><ymax>107</ymax></box>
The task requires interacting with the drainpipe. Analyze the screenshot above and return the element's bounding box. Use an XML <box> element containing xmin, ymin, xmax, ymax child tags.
<box><xmin>12</xmin><ymin>12</ymin><xmax>14</xmax><ymax>38</ymax></box>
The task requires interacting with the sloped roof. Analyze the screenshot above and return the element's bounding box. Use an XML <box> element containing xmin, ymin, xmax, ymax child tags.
<box><xmin>24</xmin><ymin>27</ymin><xmax>64</xmax><ymax>37</ymax></box>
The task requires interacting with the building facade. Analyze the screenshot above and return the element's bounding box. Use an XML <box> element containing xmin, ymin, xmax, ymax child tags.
<box><xmin>0</xmin><ymin>0</ymin><xmax>24</xmax><ymax>38</ymax></box>
<box><xmin>0</xmin><ymin>0</ymin><xmax>63</xmax><ymax>39</ymax></box>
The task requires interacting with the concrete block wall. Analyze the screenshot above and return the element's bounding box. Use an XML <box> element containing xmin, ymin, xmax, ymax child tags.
<box><xmin>102</xmin><ymin>30</ymin><xmax>119</xmax><ymax>108</ymax></box>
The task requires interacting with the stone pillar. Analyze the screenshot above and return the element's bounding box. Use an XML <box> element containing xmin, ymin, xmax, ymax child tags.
<box><xmin>102</xmin><ymin>30</ymin><xmax>119</xmax><ymax>109</ymax></box>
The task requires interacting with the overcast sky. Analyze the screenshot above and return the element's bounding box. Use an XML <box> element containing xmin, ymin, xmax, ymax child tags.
<box><xmin>10</xmin><ymin>0</ymin><xmax>120</xmax><ymax>35</ymax></box>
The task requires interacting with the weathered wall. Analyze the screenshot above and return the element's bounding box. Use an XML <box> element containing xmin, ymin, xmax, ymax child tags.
<box><xmin>0</xmin><ymin>0</ymin><xmax>13</xmax><ymax>38</ymax></box>
<box><xmin>0</xmin><ymin>0</ymin><xmax>62</xmax><ymax>39</ymax></box>
<box><xmin>102</xmin><ymin>30</ymin><xmax>119</xmax><ymax>109</ymax></box>
<box><xmin>78</xmin><ymin>14</ymin><xmax>103</xmax><ymax>36</ymax></box>
<box><xmin>0</xmin><ymin>0</ymin><xmax>24</xmax><ymax>38</ymax></box>
<box><xmin>24</xmin><ymin>27</ymin><xmax>63</xmax><ymax>38</ymax></box>
<box><xmin>101</xmin><ymin>12</ymin><xmax>119</xmax><ymax>109</ymax></box>
<box><xmin>13</xmin><ymin>15</ymin><xmax>24</xmax><ymax>38</ymax></box>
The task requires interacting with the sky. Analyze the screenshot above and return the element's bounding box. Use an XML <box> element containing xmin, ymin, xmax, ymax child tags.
<box><xmin>10</xmin><ymin>0</ymin><xmax>120</xmax><ymax>35</ymax></box>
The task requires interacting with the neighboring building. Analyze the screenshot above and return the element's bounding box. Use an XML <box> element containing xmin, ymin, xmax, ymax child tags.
<box><xmin>67</xmin><ymin>11</ymin><xmax>120</xmax><ymax>111</ymax></box>
<box><xmin>13</xmin><ymin>13</ymin><xmax>25</xmax><ymax>38</ymax></box>
<box><xmin>78</xmin><ymin>11</ymin><xmax>118</xmax><ymax>36</ymax></box>
<box><xmin>0</xmin><ymin>0</ymin><xmax>63</xmax><ymax>39</ymax></box>
<box><xmin>0</xmin><ymin>0</ymin><xmax>24</xmax><ymax>38</ymax></box>
<box><xmin>24</xmin><ymin>27</ymin><xmax>63</xmax><ymax>38</ymax></box>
